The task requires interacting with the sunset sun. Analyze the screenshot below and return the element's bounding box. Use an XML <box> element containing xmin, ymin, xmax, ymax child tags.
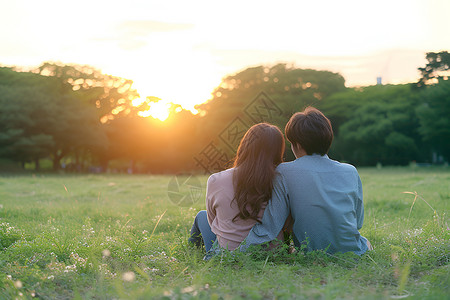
<box><xmin>137</xmin><ymin>99</ymin><xmax>172</xmax><ymax>121</ymax></box>
<box><xmin>129</xmin><ymin>71</ymin><xmax>220</xmax><ymax>121</ymax></box>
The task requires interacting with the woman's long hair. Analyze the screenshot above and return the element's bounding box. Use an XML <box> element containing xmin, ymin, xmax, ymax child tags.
<box><xmin>232</xmin><ymin>123</ymin><xmax>285</xmax><ymax>223</ymax></box>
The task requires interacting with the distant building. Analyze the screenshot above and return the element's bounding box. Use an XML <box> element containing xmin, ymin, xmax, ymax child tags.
<box><xmin>376</xmin><ymin>77</ymin><xmax>382</xmax><ymax>85</ymax></box>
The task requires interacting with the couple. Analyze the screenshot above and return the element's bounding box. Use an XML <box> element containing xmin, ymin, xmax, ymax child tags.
<box><xmin>189</xmin><ymin>107</ymin><xmax>371</xmax><ymax>255</ymax></box>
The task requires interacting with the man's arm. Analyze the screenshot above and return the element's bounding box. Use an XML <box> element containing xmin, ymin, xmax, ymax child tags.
<box><xmin>239</xmin><ymin>173</ymin><xmax>290</xmax><ymax>252</ymax></box>
<box><xmin>355</xmin><ymin>173</ymin><xmax>364</xmax><ymax>230</ymax></box>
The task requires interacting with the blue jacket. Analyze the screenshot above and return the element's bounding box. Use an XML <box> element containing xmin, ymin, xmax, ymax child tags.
<box><xmin>240</xmin><ymin>154</ymin><xmax>368</xmax><ymax>255</ymax></box>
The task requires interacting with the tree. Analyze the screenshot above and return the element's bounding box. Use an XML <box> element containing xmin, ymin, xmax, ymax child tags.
<box><xmin>199</xmin><ymin>64</ymin><xmax>345</xmax><ymax>119</ymax></box>
<box><xmin>416</xmin><ymin>80</ymin><xmax>450</xmax><ymax>162</ymax></box>
<box><xmin>328</xmin><ymin>85</ymin><xmax>422</xmax><ymax>165</ymax></box>
<box><xmin>0</xmin><ymin>84</ymin><xmax>54</xmax><ymax>169</ymax></box>
<box><xmin>196</xmin><ymin>64</ymin><xmax>346</xmax><ymax>161</ymax></box>
<box><xmin>316</xmin><ymin>88</ymin><xmax>367</xmax><ymax>136</ymax></box>
<box><xmin>416</xmin><ymin>51</ymin><xmax>450</xmax><ymax>88</ymax></box>
<box><xmin>47</xmin><ymin>94</ymin><xmax>107</xmax><ymax>170</ymax></box>
<box><xmin>35</xmin><ymin>62</ymin><xmax>146</xmax><ymax>170</ymax></box>
<box><xmin>0</xmin><ymin>67</ymin><xmax>107</xmax><ymax>170</ymax></box>
<box><xmin>36</xmin><ymin>62</ymin><xmax>141</xmax><ymax>123</ymax></box>
<box><xmin>0</xmin><ymin>68</ymin><xmax>61</xmax><ymax>168</ymax></box>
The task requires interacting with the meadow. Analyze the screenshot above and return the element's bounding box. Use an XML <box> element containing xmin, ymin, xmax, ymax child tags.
<box><xmin>0</xmin><ymin>167</ymin><xmax>448</xmax><ymax>299</ymax></box>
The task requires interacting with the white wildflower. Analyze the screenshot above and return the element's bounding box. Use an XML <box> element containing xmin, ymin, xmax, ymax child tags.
<box><xmin>144</xmin><ymin>267</ymin><xmax>159</xmax><ymax>272</ymax></box>
<box><xmin>182</xmin><ymin>286</ymin><xmax>195</xmax><ymax>293</ymax></box>
<box><xmin>122</xmin><ymin>271</ymin><xmax>135</xmax><ymax>282</ymax></box>
<box><xmin>64</xmin><ymin>265</ymin><xmax>76</xmax><ymax>273</ymax></box>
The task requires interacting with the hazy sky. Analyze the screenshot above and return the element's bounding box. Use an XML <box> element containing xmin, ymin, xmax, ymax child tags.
<box><xmin>1</xmin><ymin>0</ymin><xmax>449</xmax><ymax>112</ymax></box>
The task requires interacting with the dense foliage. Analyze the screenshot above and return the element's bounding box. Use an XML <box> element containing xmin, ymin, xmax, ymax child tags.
<box><xmin>0</xmin><ymin>52</ymin><xmax>449</xmax><ymax>172</ymax></box>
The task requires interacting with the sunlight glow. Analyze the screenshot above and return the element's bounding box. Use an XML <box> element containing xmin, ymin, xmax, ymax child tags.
<box><xmin>138</xmin><ymin>99</ymin><xmax>172</xmax><ymax>121</ymax></box>
<box><xmin>2</xmin><ymin>0</ymin><xmax>446</xmax><ymax>110</ymax></box>
<box><xmin>132</xmin><ymin>98</ymin><xmax>146</xmax><ymax>106</ymax></box>
<box><xmin>110</xmin><ymin>31</ymin><xmax>221</xmax><ymax>117</ymax></box>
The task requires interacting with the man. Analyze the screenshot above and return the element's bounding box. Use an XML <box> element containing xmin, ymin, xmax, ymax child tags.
<box><xmin>240</xmin><ymin>107</ymin><xmax>370</xmax><ymax>255</ymax></box>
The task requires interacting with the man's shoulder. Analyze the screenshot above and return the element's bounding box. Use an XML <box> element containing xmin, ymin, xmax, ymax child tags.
<box><xmin>276</xmin><ymin>156</ymin><xmax>358</xmax><ymax>174</ymax></box>
<box><xmin>275</xmin><ymin>161</ymin><xmax>296</xmax><ymax>174</ymax></box>
<box><xmin>328</xmin><ymin>158</ymin><xmax>358</xmax><ymax>172</ymax></box>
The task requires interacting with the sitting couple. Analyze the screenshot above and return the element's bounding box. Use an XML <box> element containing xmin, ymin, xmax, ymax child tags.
<box><xmin>189</xmin><ymin>107</ymin><xmax>371</xmax><ymax>255</ymax></box>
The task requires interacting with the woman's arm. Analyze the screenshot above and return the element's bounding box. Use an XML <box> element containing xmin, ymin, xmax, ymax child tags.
<box><xmin>206</xmin><ymin>174</ymin><xmax>217</xmax><ymax>225</ymax></box>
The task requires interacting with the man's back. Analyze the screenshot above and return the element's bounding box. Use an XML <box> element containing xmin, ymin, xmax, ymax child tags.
<box><xmin>278</xmin><ymin>154</ymin><xmax>367</xmax><ymax>254</ymax></box>
<box><xmin>241</xmin><ymin>154</ymin><xmax>368</xmax><ymax>255</ymax></box>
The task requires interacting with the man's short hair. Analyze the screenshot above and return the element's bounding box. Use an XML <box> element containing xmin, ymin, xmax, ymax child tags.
<box><xmin>285</xmin><ymin>107</ymin><xmax>333</xmax><ymax>155</ymax></box>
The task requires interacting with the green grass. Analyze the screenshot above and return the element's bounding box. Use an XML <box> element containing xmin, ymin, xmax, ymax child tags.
<box><xmin>0</xmin><ymin>168</ymin><xmax>448</xmax><ymax>299</ymax></box>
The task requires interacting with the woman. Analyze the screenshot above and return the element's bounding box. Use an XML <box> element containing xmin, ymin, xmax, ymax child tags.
<box><xmin>189</xmin><ymin>123</ymin><xmax>286</xmax><ymax>251</ymax></box>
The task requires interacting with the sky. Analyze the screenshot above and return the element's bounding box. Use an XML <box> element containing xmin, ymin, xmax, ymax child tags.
<box><xmin>1</xmin><ymin>0</ymin><xmax>450</xmax><ymax>116</ymax></box>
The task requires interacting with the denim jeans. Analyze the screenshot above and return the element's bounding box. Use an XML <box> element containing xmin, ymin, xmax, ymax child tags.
<box><xmin>188</xmin><ymin>210</ymin><xmax>216</xmax><ymax>252</ymax></box>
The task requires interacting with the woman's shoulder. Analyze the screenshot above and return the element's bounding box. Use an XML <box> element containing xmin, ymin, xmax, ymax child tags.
<box><xmin>206</xmin><ymin>168</ymin><xmax>235</xmax><ymax>198</ymax></box>
<box><xmin>207</xmin><ymin>168</ymin><xmax>234</xmax><ymax>186</ymax></box>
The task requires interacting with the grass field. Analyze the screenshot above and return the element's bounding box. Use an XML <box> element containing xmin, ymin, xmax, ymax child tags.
<box><xmin>0</xmin><ymin>167</ymin><xmax>449</xmax><ymax>299</ymax></box>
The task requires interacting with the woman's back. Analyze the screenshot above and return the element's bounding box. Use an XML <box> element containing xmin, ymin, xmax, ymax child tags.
<box><xmin>188</xmin><ymin>123</ymin><xmax>285</xmax><ymax>252</ymax></box>
<box><xmin>206</xmin><ymin>168</ymin><xmax>265</xmax><ymax>250</ymax></box>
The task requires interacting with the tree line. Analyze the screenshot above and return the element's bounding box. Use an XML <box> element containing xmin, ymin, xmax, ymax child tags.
<box><xmin>0</xmin><ymin>52</ymin><xmax>448</xmax><ymax>173</ymax></box>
